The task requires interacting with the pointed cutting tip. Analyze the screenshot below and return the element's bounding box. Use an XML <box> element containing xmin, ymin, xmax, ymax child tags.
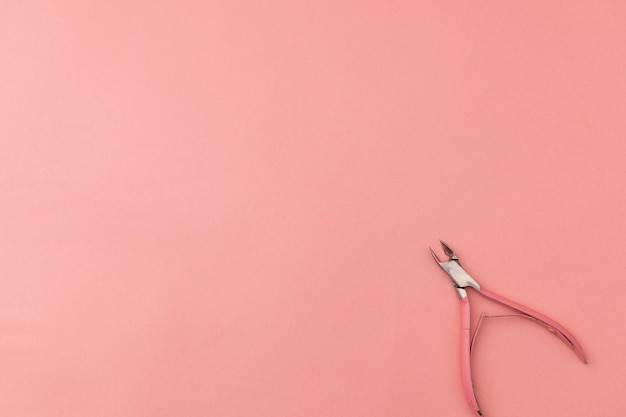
<box><xmin>439</xmin><ymin>240</ymin><xmax>455</xmax><ymax>258</ymax></box>
<box><xmin>429</xmin><ymin>246</ymin><xmax>441</xmax><ymax>263</ymax></box>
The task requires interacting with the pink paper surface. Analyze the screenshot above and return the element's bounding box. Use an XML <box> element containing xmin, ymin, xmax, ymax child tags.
<box><xmin>1</xmin><ymin>2</ymin><xmax>625</xmax><ymax>416</ymax></box>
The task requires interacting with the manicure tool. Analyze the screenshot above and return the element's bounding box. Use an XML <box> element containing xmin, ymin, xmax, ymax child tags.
<box><xmin>429</xmin><ymin>241</ymin><xmax>586</xmax><ymax>417</ymax></box>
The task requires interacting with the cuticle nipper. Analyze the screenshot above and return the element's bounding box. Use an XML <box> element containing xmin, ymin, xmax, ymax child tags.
<box><xmin>429</xmin><ymin>240</ymin><xmax>587</xmax><ymax>417</ymax></box>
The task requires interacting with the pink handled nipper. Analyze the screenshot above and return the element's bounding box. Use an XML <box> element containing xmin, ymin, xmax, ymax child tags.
<box><xmin>429</xmin><ymin>241</ymin><xmax>587</xmax><ymax>417</ymax></box>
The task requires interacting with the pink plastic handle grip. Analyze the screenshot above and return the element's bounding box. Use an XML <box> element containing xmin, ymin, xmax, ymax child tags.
<box><xmin>478</xmin><ymin>287</ymin><xmax>587</xmax><ymax>363</ymax></box>
<box><xmin>460</xmin><ymin>297</ymin><xmax>482</xmax><ymax>416</ymax></box>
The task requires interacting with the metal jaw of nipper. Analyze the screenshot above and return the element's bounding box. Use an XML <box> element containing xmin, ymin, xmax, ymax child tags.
<box><xmin>429</xmin><ymin>241</ymin><xmax>587</xmax><ymax>417</ymax></box>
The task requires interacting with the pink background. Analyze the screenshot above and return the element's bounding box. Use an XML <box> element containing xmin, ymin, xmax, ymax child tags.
<box><xmin>1</xmin><ymin>2</ymin><xmax>625</xmax><ymax>416</ymax></box>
